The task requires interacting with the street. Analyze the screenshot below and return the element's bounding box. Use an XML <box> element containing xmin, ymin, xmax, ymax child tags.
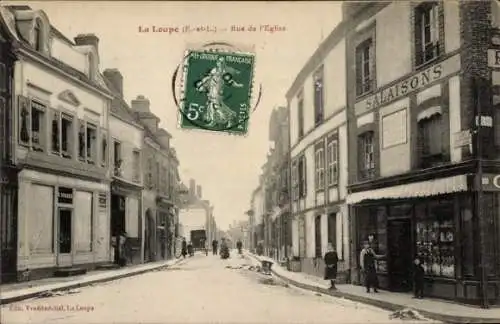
<box><xmin>1</xmin><ymin>252</ymin><xmax>436</xmax><ymax>324</ymax></box>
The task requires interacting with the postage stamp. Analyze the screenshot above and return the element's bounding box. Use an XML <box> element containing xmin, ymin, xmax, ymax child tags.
<box><xmin>179</xmin><ymin>48</ymin><xmax>255</xmax><ymax>135</ymax></box>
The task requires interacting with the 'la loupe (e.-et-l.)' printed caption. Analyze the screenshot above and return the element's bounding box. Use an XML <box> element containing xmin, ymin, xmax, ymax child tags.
<box><xmin>138</xmin><ymin>24</ymin><xmax>286</xmax><ymax>35</ymax></box>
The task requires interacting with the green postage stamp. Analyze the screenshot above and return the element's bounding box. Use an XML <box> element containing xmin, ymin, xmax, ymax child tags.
<box><xmin>179</xmin><ymin>48</ymin><xmax>255</xmax><ymax>135</ymax></box>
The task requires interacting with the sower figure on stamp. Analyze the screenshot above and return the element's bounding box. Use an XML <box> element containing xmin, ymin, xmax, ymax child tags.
<box><xmin>324</xmin><ymin>242</ymin><xmax>339</xmax><ymax>290</ymax></box>
<box><xmin>360</xmin><ymin>241</ymin><xmax>379</xmax><ymax>293</ymax></box>
<box><xmin>194</xmin><ymin>57</ymin><xmax>242</xmax><ymax>128</ymax></box>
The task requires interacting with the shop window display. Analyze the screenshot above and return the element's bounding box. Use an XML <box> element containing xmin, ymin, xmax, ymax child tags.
<box><xmin>415</xmin><ymin>200</ymin><xmax>455</xmax><ymax>278</ymax></box>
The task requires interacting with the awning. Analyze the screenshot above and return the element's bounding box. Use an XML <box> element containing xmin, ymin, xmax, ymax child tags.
<box><xmin>346</xmin><ymin>175</ymin><xmax>468</xmax><ymax>205</ymax></box>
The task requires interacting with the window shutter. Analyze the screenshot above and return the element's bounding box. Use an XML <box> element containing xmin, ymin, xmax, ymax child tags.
<box><xmin>414</xmin><ymin>8</ymin><xmax>423</xmax><ymax>66</ymax></box>
<box><xmin>18</xmin><ymin>95</ymin><xmax>30</xmax><ymax>145</ymax></box>
<box><xmin>355</xmin><ymin>48</ymin><xmax>363</xmax><ymax>96</ymax></box>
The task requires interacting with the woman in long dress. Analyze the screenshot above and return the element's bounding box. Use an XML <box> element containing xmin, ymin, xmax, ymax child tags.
<box><xmin>324</xmin><ymin>242</ymin><xmax>339</xmax><ymax>290</ymax></box>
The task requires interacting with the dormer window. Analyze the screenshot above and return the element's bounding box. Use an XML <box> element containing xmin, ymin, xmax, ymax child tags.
<box><xmin>33</xmin><ymin>19</ymin><xmax>44</xmax><ymax>52</ymax></box>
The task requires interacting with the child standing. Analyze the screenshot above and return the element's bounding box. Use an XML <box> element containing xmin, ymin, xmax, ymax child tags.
<box><xmin>413</xmin><ymin>257</ymin><xmax>425</xmax><ymax>299</ymax></box>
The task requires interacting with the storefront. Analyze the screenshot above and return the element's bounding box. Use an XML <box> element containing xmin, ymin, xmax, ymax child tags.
<box><xmin>17</xmin><ymin>169</ymin><xmax>111</xmax><ymax>280</ymax></box>
<box><xmin>110</xmin><ymin>180</ymin><xmax>142</xmax><ymax>264</ymax></box>
<box><xmin>348</xmin><ymin>174</ymin><xmax>500</xmax><ymax>305</ymax></box>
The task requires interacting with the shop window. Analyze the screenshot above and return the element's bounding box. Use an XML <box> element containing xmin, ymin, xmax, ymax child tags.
<box><xmin>414</xmin><ymin>2</ymin><xmax>441</xmax><ymax>67</ymax></box>
<box><xmin>355</xmin><ymin>38</ymin><xmax>374</xmax><ymax>97</ymax></box>
<box><xmin>298</xmin><ymin>155</ymin><xmax>307</xmax><ymax>198</ymax></box>
<box><xmin>315</xmin><ymin>215</ymin><xmax>322</xmax><ymax>258</ymax></box>
<box><xmin>61</xmin><ymin>114</ymin><xmax>73</xmax><ymax>158</ymax></box>
<box><xmin>297</xmin><ymin>90</ymin><xmax>304</xmax><ymax>138</ymax></box>
<box><xmin>359</xmin><ymin>131</ymin><xmax>375</xmax><ymax>180</ymax></box>
<box><xmin>326</xmin><ymin>137</ymin><xmax>338</xmax><ymax>187</ymax></box>
<box><xmin>418</xmin><ymin>114</ymin><xmax>445</xmax><ymax>168</ymax></box>
<box><xmin>313</xmin><ymin>66</ymin><xmax>324</xmax><ymax>126</ymax></box>
<box><xmin>86</xmin><ymin>123</ymin><xmax>97</xmax><ymax>165</ymax></box>
<box><xmin>415</xmin><ymin>200</ymin><xmax>455</xmax><ymax>278</ymax></box>
<box><xmin>482</xmin><ymin>193</ymin><xmax>498</xmax><ymax>277</ymax></box>
<box><xmin>314</xmin><ymin>144</ymin><xmax>325</xmax><ymax>191</ymax></box>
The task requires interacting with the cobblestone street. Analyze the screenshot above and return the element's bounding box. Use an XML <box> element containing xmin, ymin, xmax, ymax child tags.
<box><xmin>1</xmin><ymin>253</ymin><xmax>437</xmax><ymax>324</ymax></box>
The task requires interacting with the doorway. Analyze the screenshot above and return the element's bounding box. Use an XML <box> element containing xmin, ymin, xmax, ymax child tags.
<box><xmin>387</xmin><ymin>218</ymin><xmax>412</xmax><ymax>292</ymax></box>
<box><xmin>57</xmin><ymin>208</ymin><xmax>73</xmax><ymax>266</ymax></box>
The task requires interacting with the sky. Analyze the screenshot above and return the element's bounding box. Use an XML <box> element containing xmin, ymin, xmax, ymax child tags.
<box><xmin>24</xmin><ymin>1</ymin><xmax>343</xmax><ymax>231</ymax></box>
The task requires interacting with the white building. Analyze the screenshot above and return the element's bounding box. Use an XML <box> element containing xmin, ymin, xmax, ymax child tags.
<box><xmin>286</xmin><ymin>22</ymin><xmax>350</xmax><ymax>280</ymax></box>
<box><xmin>104</xmin><ymin>69</ymin><xmax>144</xmax><ymax>264</ymax></box>
<box><xmin>3</xmin><ymin>6</ymin><xmax>114</xmax><ymax>278</ymax></box>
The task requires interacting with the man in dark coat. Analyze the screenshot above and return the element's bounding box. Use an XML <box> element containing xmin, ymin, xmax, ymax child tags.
<box><xmin>413</xmin><ymin>257</ymin><xmax>425</xmax><ymax>299</ymax></box>
<box><xmin>181</xmin><ymin>237</ymin><xmax>187</xmax><ymax>258</ymax></box>
<box><xmin>324</xmin><ymin>242</ymin><xmax>339</xmax><ymax>290</ymax></box>
<box><xmin>236</xmin><ymin>240</ymin><xmax>243</xmax><ymax>254</ymax></box>
<box><xmin>360</xmin><ymin>241</ymin><xmax>379</xmax><ymax>293</ymax></box>
<box><xmin>212</xmin><ymin>239</ymin><xmax>218</xmax><ymax>255</ymax></box>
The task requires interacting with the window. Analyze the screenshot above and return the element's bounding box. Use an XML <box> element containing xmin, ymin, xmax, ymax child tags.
<box><xmin>33</xmin><ymin>20</ymin><xmax>43</xmax><ymax>52</ymax></box>
<box><xmin>86</xmin><ymin>123</ymin><xmax>97</xmax><ymax>164</ymax></box>
<box><xmin>291</xmin><ymin>161</ymin><xmax>298</xmax><ymax>201</ymax></box>
<box><xmin>147</xmin><ymin>158</ymin><xmax>153</xmax><ymax>189</ymax></box>
<box><xmin>418</xmin><ymin>114</ymin><xmax>444</xmax><ymax>168</ymax></box>
<box><xmin>415</xmin><ymin>2</ymin><xmax>440</xmax><ymax>66</ymax></box>
<box><xmin>113</xmin><ymin>140</ymin><xmax>122</xmax><ymax>176</ymax></box>
<box><xmin>314</xmin><ymin>145</ymin><xmax>325</xmax><ymax>191</ymax></box>
<box><xmin>297</xmin><ymin>90</ymin><xmax>304</xmax><ymax>138</ymax></box>
<box><xmin>359</xmin><ymin>131</ymin><xmax>375</xmax><ymax>180</ymax></box>
<box><xmin>101</xmin><ymin>133</ymin><xmax>107</xmax><ymax>167</ymax></box>
<box><xmin>298</xmin><ymin>156</ymin><xmax>307</xmax><ymax>198</ymax></box>
<box><xmin>61</xmin><ymin>114</ymin><xmax>73</xmax><ymax>158</ymax></box>
<box><xmin>355</xmin><ymin>39</ymin><xmax>373</xmax><ymax>97</ymax></box>
<box><xmin>78</xmin><ymin>120</ymin><xmax>85</xmax><ymax>160</ymax></box>
<box><xmin>132</xmin><ymin>150</ymin><xmax>141</xmax><ymax>183</ymax></box>
<box><xmin>313</xmin><ymin>66</ymin><xmax>324</xmax><ymax>125</ymax></box>
<box><xmin>18</xmin><ymin>100</ymin><xmax>47</xmax><ymax>152</ymax></box>
<box><xmin>326</xmin><ymin>138</ymin><xmax>338</xmax><ymax>186</ymax></box>
<box><xmin>415</xmin><ymin>200</ymin><xmax>455</xmax><ymax>278</ymax></box>
<box><xmin>156</xmin><ymin>162</ymin><xmax>161</xmax><ymax>190</ymax></box>
<box><xmin>314</xmin><ymin>215</ymin><xmax>322</xmax><ymax>258</ymax></box>
<box><xmin>51</xmin><ymin>110</ymin><xmax>60</xmax><ymax>154</ymax></box>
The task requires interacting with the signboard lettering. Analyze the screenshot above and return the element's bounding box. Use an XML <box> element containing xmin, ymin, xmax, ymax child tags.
<box><xmin>355</xmin><ymin>54</ymin><xmax>461</xmax><ymax>116</ymax></box>
<box><xmin>481</xmin><ymin>174</ymin><xmax>500</xmax><ymax>191</ymax></box>
<box><xmin>58</xmin><ymin>187</ymin><xmax>73</xmax><ymax>204</ymax></box>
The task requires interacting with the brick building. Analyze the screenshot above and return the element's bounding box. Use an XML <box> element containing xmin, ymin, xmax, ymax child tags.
<box><xmin>344</xmin><ymin>1</ymin><xmax>499</xmax><ymax>305</ymax></box>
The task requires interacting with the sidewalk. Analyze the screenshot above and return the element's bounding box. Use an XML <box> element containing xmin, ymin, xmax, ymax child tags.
<box><xmin>1</xmin><ymin>257</ymin><xmax>186</xmax><ymax>305</ymax></box>
<box><xmin>246</xmin><ymin>252</ymin><xmax>500</xmax><ymax>324</ymax></box>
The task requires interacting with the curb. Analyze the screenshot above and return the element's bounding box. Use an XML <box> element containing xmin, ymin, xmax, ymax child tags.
<box><xmin>245</xmin><ymin>253</ymin><xmax>499</xmax><ymax>324</ymax></box>
<box><xmin>1</xmin><ymin>257</ymin><xmax>186</xmax><ymax>305</ymax></box>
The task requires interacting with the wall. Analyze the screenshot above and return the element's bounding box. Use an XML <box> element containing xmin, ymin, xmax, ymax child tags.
<box><xmin>324</xmin><ymin>39</ymin><xmax>347</xmax><ymax>117</ymax></box>
<box><xmin>110</xmin><ymin>115</ymin><xmax>143</xmax><ymax>183</ymax></box>
<box><xmin>50</xmin><ymin>38</ymin><xmax>87</xmax><ymax>74</ymax></box>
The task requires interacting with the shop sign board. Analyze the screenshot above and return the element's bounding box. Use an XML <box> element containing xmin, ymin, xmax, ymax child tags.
<box><xmin>481</xmin><ymin>174</ymin><xmax>500</xmax><ymax>191</ymax></box>
<box><xmin>453</xmin><ymin>130</ymin><xmax>472</xmax><ymax>148</ymax></box>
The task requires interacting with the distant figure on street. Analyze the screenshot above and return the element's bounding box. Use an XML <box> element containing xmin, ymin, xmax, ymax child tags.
<box><xmin>413</xmin><ymin>257</ymin><xmax>425</xmax><ymax>299</ymax></box>
<box><xmin>118</xmin><ymin>231</ymin><xmax>128</xmax><ymax>267</ymax></box>
<box><xmin>187</xmin><ymin>241</ymin><xmax>194</xmax><ymax>257</ymax></box>
<box><xmin>181</xmin><ymin>237</ymin><xmax>187</xmax><ymax>258</ymax></box>
<box><xmin>212</xmin><ymin>239</ymin><xmax>218</xmax><ymax>255</ymax></box>
<box><xmin>360</xmin><ymin>241</ymin><xmax>379</xmax><ymax>293</ymax></box>
<box><xmin>236</xmin><ymin>240</ymin><xmax>243</xmax><ymax>254</ymax></box>
<box><xmin>220</xmin><ymin>238</ymin><xmax>230</xmax><ymax>259</ymax></box>
<box><xmin>324</xmin><ymin>242</ymin><xmax>339</xmax><ymax>290</ymax></box>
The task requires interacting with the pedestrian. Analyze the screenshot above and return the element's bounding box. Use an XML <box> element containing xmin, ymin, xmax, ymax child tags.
<box><xmin>118</xmin><ymin>231</ymin><xmax>128</xmax><ymax>267</ymax></box>
<box><xmin>187</xmin><ymin>241</ymin><xmax>194</xmax><ymax>257</ymax></box>
<box><xmin>236</xmin><ymin>240</ymin><xmax>243</xmax><ymax>254</ymax></box>
<box><xmin>360</xmin><ymin>241</ymin><xmax>379</xmax><ymax>293</ymax></box>
<box><xmin>324</xmin><ymin>242</ymin><xmax>339</xmax><ymax>290</ymax></box>
<box><xmin>413</xmin><ymin>257</ymin><xmax>425</xmax><ymax>299</ymax></box>
<box><xmin>212</xmin><ymin>239</ymin><xmax>218</xmax><ymax>255</ymax></box>
<box><xmin>181</xmin><ymin>237</ymin><xmax>187</xmax><ymax>258</ymax></box>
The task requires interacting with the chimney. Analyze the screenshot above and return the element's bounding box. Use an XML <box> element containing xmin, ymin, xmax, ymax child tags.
<box><xmin>103</xmin><ymin>69</ymin><xmax>123</xmax><ymax>97</ymax></box>
<box><xmin>196</xmin><ymin>185</ymin><xmax>202</xmax><ymax>199</ymax></box>
<box><xmin>189</xmin><ymin>179</ymin><xmax>196</xmax><ymax>197</ymax></box>
<box><xmin>74</xmin><ymin>33</ymin><xmax>99</xmax><ymax>53</ymax></box>
<box><xmin>131</xmin><ymin>95</ymin><xmax>150</xmax><ymax>113</ymax></box>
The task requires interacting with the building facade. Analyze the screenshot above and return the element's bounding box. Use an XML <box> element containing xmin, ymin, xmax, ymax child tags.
<box><xmin>0</xmin><ymin>6</ymin><xmax>18</xmax><ymax>283</ymax></box>
<box><xmin>131</xmin><ymin>95</ymin><xmax>175</xmax><ymax>262</ymax></box>
<box><xmin>286</xmin><ymin>21</ymin><xmax>350</xmax><ymax>281</ymax></box>
<box><xmin>344</xmin><ymin>1</ymin><xmax>500</xmax><ymax>305</ymax></box>
<box><xmin>3</xmin><ymin>6</ymin><xmax>114</xmax><ymax>280</ymax></box>
<box><xmin>103</xmin><ymin>69</ymin><xmax>144</xmax><ymax>265</ymax></box>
